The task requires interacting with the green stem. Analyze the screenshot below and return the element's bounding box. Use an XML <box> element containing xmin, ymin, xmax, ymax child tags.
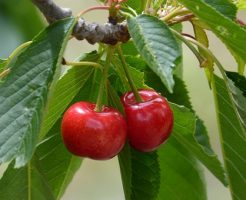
<box><xmin>117</xmin><ymin>45</ymin><xmax>143</xmax><ymax>102</ymax></box>
<box><xmin>95</xmin><ymin>46</ymin><xmax>115</xmax><ymax>112</ymax></box>
<box><xmin>171</xmin><ymin>29</ymin><xmax>206</xmax><ymax>66</ymax></box>
<box><xmin>65</xmin><ymin>61</ymin><xmax>103</xmax><ymax>70</ymax></box>
<box><xmin>182</xmin><ymin>35</ymin><xmax>225</xmax><ymax>77</ymax></box>
<box><xmin>161</xmin><ymin>7</ymin><xmax>190</xmax><ymax>22</ymax></box>
<box><xmin>6</xmin><ymin>41</ymin><xmax>32</xmax><ymax>66</ymax></box>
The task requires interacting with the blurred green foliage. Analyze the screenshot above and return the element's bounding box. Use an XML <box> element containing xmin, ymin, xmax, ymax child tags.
<box><xmin>0</xmin><ymin>0</ymin><xmax>44</xmax><ymax>57</ymax></box>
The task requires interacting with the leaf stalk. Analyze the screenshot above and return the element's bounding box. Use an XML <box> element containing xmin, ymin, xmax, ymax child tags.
<box><xmin>95</xmin><ymin>46</ymin><xmax>115</xmax><ymax>112</ymax></box>
<box><xmin>117</xmin><ymin>45</ymin><xmax>143</xmax><ymax>103</ymax></box>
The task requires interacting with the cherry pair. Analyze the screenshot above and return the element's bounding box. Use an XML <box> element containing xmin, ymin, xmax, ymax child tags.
<box><xmin>61</xmin><ymin>90</ymin><xmax>174</xmax><ymax>160</ymax></box>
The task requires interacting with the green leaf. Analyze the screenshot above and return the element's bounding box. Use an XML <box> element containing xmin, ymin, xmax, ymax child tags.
<box><xmin>212</xmin><ymin>74</ymin><xmax>246</xmax><ymax>200</ymax></box>
<box><xmin>177</xmin><ymin>0</ymin><xmax>246</xmax><ymax>64</ymax></box>
<box><xmin>157</xmin><ymin>137</ymin><xmax>206</xmax><ymax>200</ymax></box>
<box><xmin>0</xmin><ymin>119</ymin><xmax>81</xmax><ymax>200</ymax></box>
<box><xmin>203</xmin><ymin>0</ymin><xmax>237</xmax><ymax>19</ymax></box>
<box><xmin>36</xmin><ymin>120</ymin><xmax>82</xmax><ymax>199</ymax></box>
<box><xmin>145</xmin><ymin>72</ymin><xmax>192</xmax><ymax>109</ymax></box>
<box><xmin>0</xmin><ymin>18</ymin><xmax>76</xmax><ymax>167</ymax></box>
<box><xmin>123</xmin><ymin>0</ymin><xmax>147</xmax><ymax>13</ymax></box>
<box><xmin>144</xmin><ymin>70</ymin><xmax>227</xmax><ymax>184</ymax></box>
<box><xmin>111</xmin><ymin>56</ymin><xmax>147</xmax><ymax>93</ymax></box>
<box><xmin>225</xmin><ymin>71</ymin><xmax>246</xmax><ymax>132</ymax></box>
<box><xmin>192</xmin><ymin>22</ymin><xmax>214</xmax><ymax>85</ymax></box>
<box><xmin>40</xmin><ymin>52</ymin><xmax>99</xmax><ymax>138</ymax></box>
<box><xmin>127</xmin><ymin>14</ymin><xmax>181</xmax><ymax>93</ymax></box>
<box><xmin>0</xmin><ymin>59</ymin><xmax>7</xmax><ymax>72</ymax></box>
<box><xmin>0</xmin><ymin>161</ymin><xmax>55</xmax><ymax>200</ymax></box>
<box><xmin>121</xmin><ymin>41</ymin><xmax>139</xmax><ymax>56</ymax></box>
<box><xmin>171</xmin><ymin>104</ymin><xmax>227</xmax><ymax>185</ymax></box>
<box><xmin>118</xmin><ymin>145</ymin><xmax>160</xmax><ymax>200</ymax></box>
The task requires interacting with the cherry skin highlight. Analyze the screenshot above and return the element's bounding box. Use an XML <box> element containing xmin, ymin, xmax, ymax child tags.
<box><xmin>121</xmin><ymin>90</ymin><xmax>173</xmax><ymax>152</ymax></box>
<box><xmin>61</xmin><ymin>102</ymin><xmax>127</xmax><ymax>160</ymax></box>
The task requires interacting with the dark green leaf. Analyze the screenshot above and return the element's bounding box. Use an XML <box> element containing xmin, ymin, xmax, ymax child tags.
<box><xmin>111</xmin><ymin>56</ymin><xmax>147</xmax><ymax>94</ymax></box>
<box><xmin>121</xmin><ymin>41</ymin><xmax>139</xmax><ymax>56</ymax></box>
<box><xmin>226</xmin><ymin>71</ymin><xmax>246</xmax><ymax>132</ymax></box>
<box><xmin>36</xmin><ymin>120</ymin><xmax>82</xmax><ymax>199</ymax></box>
<box><xmin>0</xmin><ymin>59</ymin><xmax>7</xmax><ymax>72</ymax></box>
<box><xmin>145</xmin><ymin>72</ymin><xmax>192</xmax><ymax>108</ymax></box>
<box><xmin>40</xmin><ymin>52</ymin><xmax>99</xmax><ymax>138</ymax></box>
<box><xmin>157</xmin><ymin>137</ymin><xmax>206</xmax><ymax>200</ymax></box>
<box><xmin>177</xmin><ymin>0</ymin><xmax>246</xmax><ymax>64</ymax></box>
<box><xmin>0</xmin><ymin>18</ymin><xmax>76</xmax><ymax>167</ymax></box>
<box><xmin>127</xmin><ymin>14</ymin><xmax>181</xmax><ymax>93</ymax></box>
<box><xmin>0</xmin><ymin>119</ymin><xmax>81</xmax><ymax>200</ymax></box>
<box><xmin>203</xmin><ymin>0</ymin><xmax>237</xmax><ymax>20</ymax></box>
<box><xmin>0</xmin><ymin>161</ymin><xmax>55</xmax><ymax>200</ymax></box>
<box><xmin>118</xmin><ymin>145</ymin><xmax>160</xmax><ymax>200</ymax></box>
<box><xmin>212</xmin><ymin>74</ymin><xmax>246</xmax><ymax>200</ymax></box>
<box><xmin>171</xmin><ymin>103</ymin><xmax>227</xmax><ymax>185</ymax></box>
<box><xmin>125</xmin><ymin>55</ymin><xmax>147</xmax><ymax>71</ymax></box>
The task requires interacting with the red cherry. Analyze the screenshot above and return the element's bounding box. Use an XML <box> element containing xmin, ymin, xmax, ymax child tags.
<box><xmin>61</xmin><ymin>102</ymin><xmax>127</xmax><ymax>160</ymax></box>
<box><xmin>121</xmin><ymin>90</ymin><xmax>173</xmax><ymax>152</ymax></box>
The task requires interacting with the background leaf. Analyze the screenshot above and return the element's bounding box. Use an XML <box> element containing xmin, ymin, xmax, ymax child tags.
<box><xmin>0</xmin><ymin>161</ymin><xmax>55</xmax><ymax>200</ymax></box>
<box><xmin>118</xmin><ymin>146</ymin><xmax>160</xmax><ymax>200</ymax></box>
<box><xmin>40</xmin><ymin>52</ymin><xmax>99</xmax><ymax>138</ymax></box>
<box><xmin>157</xmin><ymin>137</ymin><xmax>206</xmax><ymax>200</ymax></box>
<box><xmin>212</xmin><ymin>74</ymin><xmax>246</xmax><ymax>200</ymax></box>
<box><xmin>0</xmin><ymin>18</ymin><xmax>75</xmax><ymax>167</ymax></box>
<box><xmin>0</xmin><ymin>119</ymin><xmax>81</xmax><ymax>200</ymax></box>
<box><xmin>171</xmin><ymin>104</ymin><xmax>227</xmax><ymax>185</ymax></box>
<box><xmin>36</xmin><ymin>120</ymin><xmax>82</xmax><ymax>199</ymax></box>
<box><xmin>127</xmin><ymin>14</ymin><xmax>181</xmax><ymax>93</ymax></box>
<box><xmin>0</xmin><ymin>0</ymin><xmax>44</xmax><ymax>41</ymax></box>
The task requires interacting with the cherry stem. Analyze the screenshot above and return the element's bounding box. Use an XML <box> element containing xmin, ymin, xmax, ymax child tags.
<box><xmin>117</xmin><ymin>45</ymin><xmax>143</xmax><ymax>103</ymax></box>
<box><xmin>95</xmin><ymin>46</ymin><xmax>115</xmax><ymax>112</ymax></box>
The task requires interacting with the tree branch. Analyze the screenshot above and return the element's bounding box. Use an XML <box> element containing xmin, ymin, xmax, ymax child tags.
<box><xmin>32</xmin><ymin>0</ymin><xmax>130</xmax><ymax>45</ymax></box>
